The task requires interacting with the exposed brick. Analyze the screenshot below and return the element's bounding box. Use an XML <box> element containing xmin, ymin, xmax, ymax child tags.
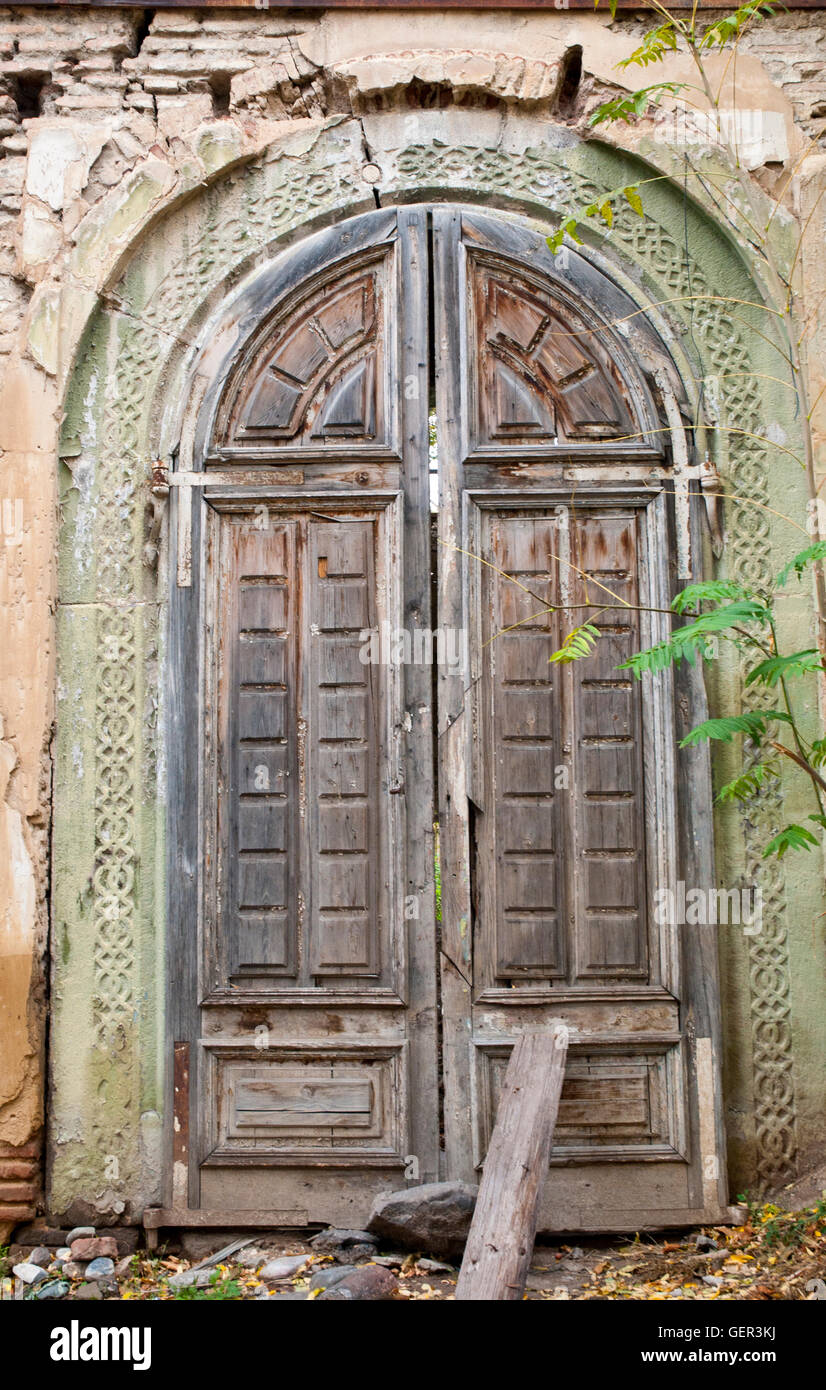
<box><xmin>70</xmin><ymin>1236</ymin><xmax>119</xmax><ymax>1260</ymax></box>
<box><xmin>0</xmin><ymin>1204</ymin><xmax>36</xmax><ymax>1222</ymax></box>
<box><xmin>0</xmin><ymin>1182</ymin><xmax>38</xmax><ymax>1202</ymax></box>
<box><xmin>0</xmin><ymin>1161</ymin><xmax>37</xmax><ymax>1180</ymax></box>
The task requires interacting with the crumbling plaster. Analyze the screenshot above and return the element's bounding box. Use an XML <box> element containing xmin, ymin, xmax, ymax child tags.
<box><xmin>0</xmin><ymin>6</ymin><xmax>825</xmax><ymax>1233</ymax></box>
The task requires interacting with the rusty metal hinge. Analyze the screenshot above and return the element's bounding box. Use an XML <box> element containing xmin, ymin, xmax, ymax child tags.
<box><xmin>143</xmin><ymin>461</ymin><xmax>171</xmax><ymax>570</ymax></box>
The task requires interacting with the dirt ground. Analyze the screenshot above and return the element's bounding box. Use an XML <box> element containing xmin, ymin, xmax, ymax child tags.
<box><xmin>96</xmin><ymin>1197</ymin><xmax>826</xmax><ymax>1301</ymax></box>
<box><xmin>5</xmin><ymin>1194</ymin><xmax>825</xmax><ymax>1301</ymax></box>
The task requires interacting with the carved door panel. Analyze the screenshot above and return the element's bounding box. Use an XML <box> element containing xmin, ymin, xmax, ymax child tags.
<box><xmin>169</xmin><ymin>209</ymin><xmax>439</xmax><ymax>1228</ymax></box>
<box><xmin>433</xmin><ymin>208</ymin><xmax>728</xmax><ymax>1230</ymax></box>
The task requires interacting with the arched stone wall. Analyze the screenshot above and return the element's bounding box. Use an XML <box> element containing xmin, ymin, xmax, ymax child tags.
<box><xmin>49</xmin><ymin>107</ymin><xmax>823</xmax><ymax>1222</ymax></box>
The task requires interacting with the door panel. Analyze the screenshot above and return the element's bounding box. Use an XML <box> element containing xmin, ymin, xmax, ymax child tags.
<box><xmin>203</xmin><ymin>498</ymin><xmax>410</xmax><ymax>1181</ymax></box>
<box><xmin>467</xmin><ymin>496</ymin><xmax>688</xmax><ymax>1178</ymax></box>
<box><xmin>216</xmin><ymin>250</ymin><xmax>393</xmax><ymax>456</ymax></box>
<box><xmin>433</xmin><ymin>206</ymin><xmax>727</xmax><ymax>1229</ymax></box>
<box><xmin>169</xmin><ymin>208</ymin><xmax>439</xmax><ymax>1228</ymax></box>
<box><xmin>474</xmin><ymin>507</ymin><xmax>651</xmax><ymax>990</ymax></box>
<box><xmin>221</xmin><ymin>520</ymin><xmax>298</xmax><ymax>981</ymax></box>
<box><xmin>210</xmin><ymin>508</ymin><xmax>395</xmax><ymax>996</ymax></box>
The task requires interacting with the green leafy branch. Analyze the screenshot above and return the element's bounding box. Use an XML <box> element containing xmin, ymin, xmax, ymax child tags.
<box><xmin>548</xmin><ymin>622</ymin><xmax>602</xmax><ymax>664</ymax></box>
<box><xmin>550</xmin><ymin>542</ymin><xmax>826</xmax><ymax>856</ymax></box>
<box><xmin>615</xmin><ymin>20</ymin><xmax>679</xmax><ymax>69</ymax></box>
<box><xmin>589</xmin><ymin>82</ymin><xmax>688</xmax><ymax>127</ymax></box>
<box><xmin>698</xmin><ymin>1</ymin><xmax>781</xmax><ymax>50</ymax></box>
<box><xmin>541</xmin><ymin>0</ymin><xmax>826</xmax><ymax>861</ymax></box>
<box><xmin>547</xmin><ymin>182</ymin><xmax>648</xmax><ymax>253</ymax></box>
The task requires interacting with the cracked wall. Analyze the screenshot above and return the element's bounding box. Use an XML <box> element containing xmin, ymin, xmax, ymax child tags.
<box><xmin>1</xmin><ymin>5</ymin><xmax>826</xmax><ymax>1232</ymax></box>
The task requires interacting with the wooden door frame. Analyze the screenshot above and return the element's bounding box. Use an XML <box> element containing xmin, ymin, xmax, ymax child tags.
<box><xmin>159</xmin><ymin>200</ymin><xmax>727</xmax><ymax>1231</ymax></box>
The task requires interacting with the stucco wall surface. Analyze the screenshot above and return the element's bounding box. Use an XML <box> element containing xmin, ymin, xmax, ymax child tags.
<box><xmin>0</xmin><ymin>5</ymin><xmax>825</xmax><ymax>1234</ymax></box>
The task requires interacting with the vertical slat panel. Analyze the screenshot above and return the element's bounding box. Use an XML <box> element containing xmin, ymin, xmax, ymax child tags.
<box><xmin>570</xmin><ymin>512</ymin><xmax>648</xmax><ymax>978</ymax></box>
<box><xmin>168</xmin><ymin>479</ymin><xmax>203</xmax><ymax>1204</ymax></box>
<box><xmin>395</xmin><ymin>206</ymin><xmax>440</xmax><ymax>1184</ymax></box>
<box><xmin>433</xmin><ymin>205</ymin><xmax>476</xmax><ymax>1181</ymax></box>
<box><xmin>308</xmin><ymin>518</ymin><xmax>381</xmax><ymax>977</ymax></box>
<box><xmin>225</xmin><ymin>521</ymin><xmax>298</xmax><ymax>978</ymax></box>
<box><xmin>483</xmin><ymin>514</ymin><xmax>565</xmax><ymax>978</ymax></box>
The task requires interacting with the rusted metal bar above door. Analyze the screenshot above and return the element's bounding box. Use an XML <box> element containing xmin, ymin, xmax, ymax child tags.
<box><xmin>31</xmin><ymin>0</ymin><xmax>826</xmax><ymax>10</ymax></box>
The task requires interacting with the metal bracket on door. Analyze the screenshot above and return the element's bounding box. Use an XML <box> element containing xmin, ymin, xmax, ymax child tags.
<box><xmin>148</xmin><ymin>461</ymin><xmax>305</xmax><ymax>587</ymax></box>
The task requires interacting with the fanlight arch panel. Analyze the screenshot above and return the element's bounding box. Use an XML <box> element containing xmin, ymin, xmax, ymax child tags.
<box><xmin>469</xmin><ymin>260</ymin><xmax>638</xmax><ymax>445</ymax></box>
<box><xmin>203</xmin><ymin>210</ymin><xmax>670</xmax><ymax>463</ymax></box>
<box><xmin>220</xmin><ymin>260</ymin><xmax>384</xmax><ymax>447</ymax></box>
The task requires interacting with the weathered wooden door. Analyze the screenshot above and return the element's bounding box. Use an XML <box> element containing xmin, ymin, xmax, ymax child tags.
<box><xmin>433</xmin><ymin>209</ymin><xmax>727</xmax><ymax>1231</ymax></box>
<box><xmin>166</xmin><ymin>205</ymin><xmax>727</xmax><ymax>1233</ymax></box>
<box><xmin>168</xmin><ymin>209</ymin><xmax>440</xmax><ymax>1229</ymax></box>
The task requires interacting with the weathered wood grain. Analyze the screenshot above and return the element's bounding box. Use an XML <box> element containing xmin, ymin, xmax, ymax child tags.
<box><xmin>167</xmin><ymin>207</ymin><xmax>441</xmax><ymax>1221</ymax></box>
<box><xmin>165</xmin><ymin>202</ymin><xmax>725</xmax><ymax>1234</ymax></box>
<box><xmin>455</xmin><ymin>1025</ymin><xmax>569</xmax><ymax>1301</ymax></box>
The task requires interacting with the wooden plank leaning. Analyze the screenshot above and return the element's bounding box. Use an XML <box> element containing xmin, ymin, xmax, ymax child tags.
<box><xmin>455</xmin><ymin>1023</ymin><xmax>570</xmax><ymax>1301</ymax></box>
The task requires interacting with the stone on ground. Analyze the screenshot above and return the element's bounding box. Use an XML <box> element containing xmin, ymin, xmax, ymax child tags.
<box><xmin>367</xmin><ymin>1181</ymin><xmax>478</xmax><ymax>1256</ymax></box>
<box><xmin>309</xmin><ymin>1263</ymin><xmax>357</xmax><ymax>1291</ymax></box>
<box><xmin>65</xmin><ymin>1227</ymin><xmax>95</xmax><ymax>1246</ymax></box>
<box><xmin>259</xmin><ymin>1254</ymin><xmax>309</xmax><ymax>1281</ymax></box>
<box><xmin>73</xmin><ymin>1282</ymin><xmax>103</xmax><ymax>1300</ymax></box>
<box><xmin>35</xmin><ymin>1280</ymin><xmax>70</xmax><ymax>1300</ymax></box>
<box><xmin>236</xmin><ymin>1247</ymin><xmax>267</xmax><ymax>1269</ymax></box>
<box><xmin>70</xmin><ymin>1236</ymin><xmax>118</xmax><ymax>1261</ymax></box>
<box><xmin>316</xmin><ymin>1265</ymin><xmax>398</xmax><ymax>1301</ymax></box>
<box><xmin>12</xmin><ymin>1262</ymin><xmax>48</xmax><ymax>1284</ymax></box>
<box><xmin>309</xmin><ymin>1228</ymin><xmax>377</xmax><ymax>1262</ymax></box>
<box><xmin>85</xmin><ymin>1256</ymin><xmax>116</xmax><ymax>1280</ymax></box>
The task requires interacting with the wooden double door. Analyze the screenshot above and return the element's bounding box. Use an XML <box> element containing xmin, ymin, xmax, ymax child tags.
<box><xmin>167</xmin><ymin>205</ymin><xmax>727</xmax><ymax>1232</ymax></box>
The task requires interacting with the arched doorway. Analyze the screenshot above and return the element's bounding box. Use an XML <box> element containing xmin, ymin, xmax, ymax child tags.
<box><xmin>159</xmin><ymin>203</ymin><xmax>727</xmax><ymax>1234</ymax></box>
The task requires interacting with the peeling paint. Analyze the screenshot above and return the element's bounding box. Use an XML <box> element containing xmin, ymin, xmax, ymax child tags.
<box><xmin>0</xmin><ymin>5</ymin><xmax>822</xmax><ymax>1229</ymax></box>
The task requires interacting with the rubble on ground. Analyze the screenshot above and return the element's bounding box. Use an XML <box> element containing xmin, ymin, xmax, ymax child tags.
<box><xmin>0</xmin><ymin>1199</ymin><xmax>823</xmax><ymax>1300</ymax></box>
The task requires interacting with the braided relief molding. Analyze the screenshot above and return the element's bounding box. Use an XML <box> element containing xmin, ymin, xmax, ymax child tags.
<box><xmin>388</xmin><ymin>139</ymin><xmax>797</xmax><ymax>1190</ymax></box>
<box><xmin>82</xmin><ymin>135</ymin><xmax>366</xmax><ymax>1172</ymax></box>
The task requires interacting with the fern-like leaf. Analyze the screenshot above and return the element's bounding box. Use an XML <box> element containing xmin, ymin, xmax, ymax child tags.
<box><xmin>547</xmin><ymin>218</ymin><xmax>584</xmax><ymax>255</ymax></box>
<box><xmin>679</xmin><ymin>710</ymin><xmax>791</xmax><ymax>748</ymax></box>
<box><xmin>621</xmin><ymin>600</ymin><xmax>771</xmax><ymax>677</ymax></box>
<box><xmin>763</xmin><ymin>822</ymin><xmax>819</xmax><ymax>859</ymax></box>
<box><xmin>671</xmin><ymin>581</ymin><xmax>751</xmax><ymax>614</ymax></box>
<box><xmin>700</xmin><ymin>2</ymin><xmax>778</xmax><ymax>51</ymax></box>
<box><xmin>716</xmin><ymin>763</ymin><xmax>770</xmax><ymax>803</ymax></box>
<box><xmin>617</xmin><ymin>23</ymin><xmax>678</xmax><ymax>69</ymax></box>
<box><xmin>549</xmin><ymin>623</ymin><xmax>601</xmax><ymax>664</ymax></box>
<box><xmin>776</xmin><ymin>541</ymin><xmax>826</xmax><ymax>587</ymax></box>
<box><xmin>745</xmin><ymin>650</ymin><xmax>822</xmax><ymax>687</ymax></box>
<box><xmin>589</xmin><ymin>83</ymin><xmax>686</xmax><ymax>127</ymax></box>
